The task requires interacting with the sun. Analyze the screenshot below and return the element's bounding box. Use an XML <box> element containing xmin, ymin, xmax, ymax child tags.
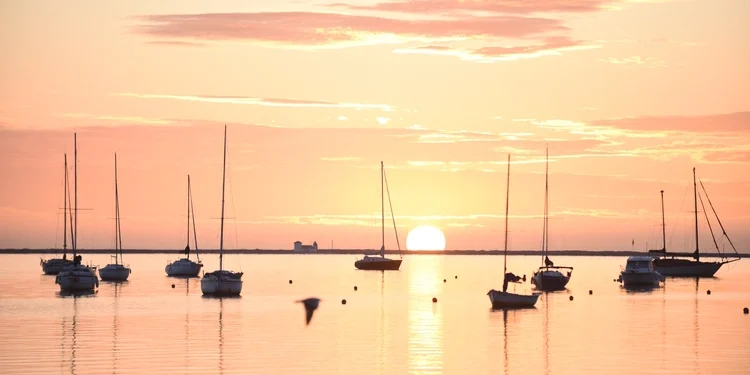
<box><xmin>406</xmin><ymin>225</ymin><xmax>446</xmax><ymax>251</ymax></box>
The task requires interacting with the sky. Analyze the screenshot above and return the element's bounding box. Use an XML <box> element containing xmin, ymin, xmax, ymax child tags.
<box><xmin>0</xmin><ymin>0</ymin><xmax>748</xmax><ymax>252</ymax></box>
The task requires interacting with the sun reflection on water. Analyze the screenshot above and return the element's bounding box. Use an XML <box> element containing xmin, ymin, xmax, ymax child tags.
<box><xmin>407</xmin><ymin>256</ymin><xmax>444</xmax><ymax>374</ymax></box>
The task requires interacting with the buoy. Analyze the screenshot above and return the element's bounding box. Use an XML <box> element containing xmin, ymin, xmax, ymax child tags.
<box><xmin>432</xmin><ymin>297</ymin><xmax>437</xmax><ymax>303</ymax></box>
<box><xmin>171</xmin><ymin>284</ymin><xmax>175</xmax><ymax>288</ymax></box>
<box><xmin>743</xmin><ymin>307</ymin><xmax>748</xmax><ymax>314</ymax></box>
<box><xmin>569</xmin><ymin>296</ymin><xmax>574</xmax><ymax>301</ymax></box>
<box><xmin>289</xmin><ymin>280</ymin><xmax>293</xmax><ymax>284</ymax></box>
<box><xmin>341</xmin><ymin>299</ymin><xmax>347</xmax><ymax>305</ymax></box>
<box><xmin>455</xmin><ymin>276</ymin><xmax>458</xmax><ymax>279</ymax></box>
<box><xmin>354</xmin><ymin>286</ymin><xmax>358</xmax><ymax>291</ymax></box>
<box><xmin>443</xmin><ymin>279</ymin><xmax>446</xmax><ymax>283</ymax></box>
<box><xmin>706</xmin><ymin>290</ymin><xmax>711</xmax><ymax>295</ymax></box>
<box><xmin>588</xmin><ymin>290</ymin><xmax>593</xmax><ymax>295</ymax></box>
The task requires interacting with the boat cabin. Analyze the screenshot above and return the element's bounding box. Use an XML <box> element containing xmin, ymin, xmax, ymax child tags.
<box><xmin>625</xmin><ymin>256</ymin><xmax>654</xmax><ymax>271</ymax></box>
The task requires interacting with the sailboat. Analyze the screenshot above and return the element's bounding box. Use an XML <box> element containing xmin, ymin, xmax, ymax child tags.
<box><xmin>41</xmin><ymin>154</ymin><xmax>74</xmax><ymax>274</ymax></box>
<box><xmin>354</xmin><ymin>161</ymin><xmax>403</xmax><ymax>271</ymax></box>
<box><xmin>99</xmin><ymin>153</ymin><xmax>131</xmax><ymax>282</ymax></box>
<box><xmin>56</xmin><ymin>133</ymin><xmax>100</xmax><ymax>292</ymax></box>
<box><xmin>531</xmin><ymin>147</ymin><xmax>573</xmax><ymax>291</ymax></box>
<box><xmin>200</xmin><ymin>125</ymin><xmax>243</xmax><ymax>296</ymax></box>
<box><xmin>166</xmin><ymin>175</ymin><xmax>203</xmax><ymax>277</ymax></box>
<box><xmin>648</xmin><ymin>168</ymin><xmax>741</xmax><ymax>277</ymax></box>
<box><xmin>487</xmin><ymin>154</ymin><xmax>541</xmax><ymax>309</ymax></box>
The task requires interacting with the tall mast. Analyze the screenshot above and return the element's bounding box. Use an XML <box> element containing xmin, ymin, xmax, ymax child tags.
<box><xmin>63</xmin><ymin>154</ymin><xmax>68</xmax><ymax>255</ymax></box>
<box><xmin>542</xmin><ymin>146</ymin><xmax>549</xmax><ymax>261</ymax></box>
<box><xmin>73</xmin><ymin>133</ymin><xmax>77</xmax><ymax>257</ymax></box>
<box><xmin>693</xmin><ymin>167</ymin><xmax>699</xmax><ymax>261</ymax></box>
<box><xmin>190</xmin><ymin>176</ymin><xmax>200</xmax><ymax>262</ymax></box>
<box><xmin>219</xmin><ymin>125</ymin><xmax>227</xmax><ymax>271</ymax></box>
<box><xmin>381</xmin><ymin>161</ymin><xmax>385</xmax><ymax>258</ymax></box>
<box><xmin>114</xmin><ymin>153</ymin><xmax>122</xmax><ymax>264</ymax></box>
<box><xmin>503</xmin><ymin>154</ymin><xmax>510</xmax><ymax>275</ymax></box>
<box><xmin>186</xmin><ymin>174</ymin><xmax>191</xmax><ymax>260</ymax></box>
<box><xmin>660</xmin><ymin>190</ymin><xmax>666</xmax><ymax>252</ymax></box>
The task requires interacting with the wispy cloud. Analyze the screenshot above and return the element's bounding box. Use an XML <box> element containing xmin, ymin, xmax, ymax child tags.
<box><xmin>59</xmin><ymin>113</ymin><xmax>172</xmax><ymax>125</ymax></box>
<box><xmin>326</xmin><ymin>0</ymin><xmax>615</xmax><ymax>15</ymax></box>
<box><xmin>112</xmin><ymin>92</ymin><xmax>393</xmax><ymax>111</ymax></box>
<box><xmin>145</xmin><ymin>40</ymin><xmax>204</xmax><ymax>47</ymax></box>
<box><xmin>131</xmin><ymin>12</ymin><xmax>567</xmax><ymax>49</ymax></box>
<box><xmin>599</xmin><ymin>56</ymin><xmax>667</xmax><ymax>67</ymax></box>
<box><xmin>393</xmin><ymin>36</ymin><xmax>600</xmax><ymax>63</ymax></box>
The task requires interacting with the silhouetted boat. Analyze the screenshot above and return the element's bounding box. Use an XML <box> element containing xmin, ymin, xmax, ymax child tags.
<box><xmin>488</xmin><ymin>154</ymin><xmax>540</xmax><ymax>309</ymax></box>
<box><xmin>648</xmin><ymin>168</ymin><xmax>740</xmax><ymax>277</ymax></box>
<box><xmin>531</xmin><ymin>147</ymin><xmax>572</xmax><ymax>291</ymax></box>
<box><xmin>99</xmin><ymin>153</ymin><xmax>131</xmax><ymax>282</ymax></box>
<box><xmin>166</xmin><ymin>175</ymin><xmax>203</xmax><ymax>277</ymax></box>
<box><xmin>354</xmin><ymin>161</ymin><xmax>403</xmax><ymax>271</ymax></box>
<box><xmin>41</xmin><ymin>154</ymin><xmax>73</xmax><ymax>274</ymax></box>
<box><xmin>201</xmin><ymin>125</ymin><xmax>243</xmax><ymax>296</ymax></box>
<box><xmin>618</xmin><ymin>256</ymin><xmax>664</xmax><ymax>288</ymax></box>
<box><xmin>56</xmin><ymin>133</ymin><xmax>99</xmax><ymax>292</ymax></box>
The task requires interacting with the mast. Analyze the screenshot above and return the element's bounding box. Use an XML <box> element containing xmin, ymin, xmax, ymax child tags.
<box><xmin>660</xmin><ymin>190</ymin><xmax>666</xmax><ymax>252</ymax></box>
<box><xmin>189</xmin><ymin>176</ymin><xmax>200</xmax><ymax>262</ymax></box>
<box><xmin>63</xmin><ymin>154</ymin><xmax>68</xmax><ymax>256</ymax></box>
<box><xmin>542</xmin><ymin>146</ymin><xmax>549</xmax><ymax>263</ymax></box>
<box><xmin>693</xmin><ymin>168</ymin><xmax>699</xmax><ymax>261</ymax></box>
<box><xmin>186</xmin><ymin>175</ymin><xmax>191</xmax><ymax>260</ymax></box>
<box><xmin>73</xmin><ymin>133</ymin><xmax>77</xmax><ymax>257</ymax></box>
<box><xmin>380</xmin><ymin>161</ymin><xmax>385</xmax><ymax>258</ymax></box>
<box><xmin>503</xmin><ymin>154</ymin><xmax>510</xmax><ymax>275</ymax></box>
<box><xmin>114</xmin><ymin>153</ymin><xmax>122</xmax><ymax>265</ymax></box>
<box><xmin>219</xmin><ymin>125</ymin><xmax>227</xmax><ymax>271</ymax></box>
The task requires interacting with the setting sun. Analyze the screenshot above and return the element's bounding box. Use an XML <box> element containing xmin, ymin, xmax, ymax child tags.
<box><xmin>406</xmin><ymin>225</ymin><xmax>446</xmax><ymax>251</ymax></box>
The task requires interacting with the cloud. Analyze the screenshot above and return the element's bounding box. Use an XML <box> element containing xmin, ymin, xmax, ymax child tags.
<box><xmin>130</xmin><ymin>12</ymin><xmax>567</xmax><ymax>48</ymax></box>
<box><xmin>599</xmin><ymin>56</ymin><xmax>667</xmax><ymax>68</ymax></box>
<box><xmin>146</xmin><ymin>40</ymin><xmax>204</xmax><ymax>47</ymax></box>
<box><xmin>326</xmin><ymin>0</ymin><xmax>614</xmax><ymax>15</ymax></box>
<box><xmin>59</xmin><ymin>113</ymin><xmax>173</xmax><ymax>125</ymax></box>
<box><xmin>393</xmin><ymin>36</ymin><xmax>600</xmax><ymax>62</ymax></box>
<box><xmin>594</xmin><ymin>112</ymin><xmax>750</xmax><ymax>133</ymax></box>
<box><xmin>112</xmin><ymin>92</ymin><xmax>393</xmax><ymax>111</ymax></box>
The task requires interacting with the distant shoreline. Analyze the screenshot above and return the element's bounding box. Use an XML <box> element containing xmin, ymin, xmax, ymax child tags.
<box><xmin>2</xmin><ymin>248</ymin><xmax>747</xmax><ymax>258</ymax></box>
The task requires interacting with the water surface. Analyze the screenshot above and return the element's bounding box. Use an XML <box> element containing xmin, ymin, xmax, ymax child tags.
<box><xmin>0</xmin><ymin>254</ymin><xmax>748</xmax><ymax>374</ymax></box>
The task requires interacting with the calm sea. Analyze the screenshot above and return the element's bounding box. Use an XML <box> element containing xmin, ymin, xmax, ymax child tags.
<box><xmin>0</xmin><ymin>254</ymin><xmax>748</xmax><ymax>374</ymax></box>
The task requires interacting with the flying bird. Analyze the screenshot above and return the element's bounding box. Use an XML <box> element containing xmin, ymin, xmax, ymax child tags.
<box><xmin>296</xmin><ymin>297</ymin><xmax>321</xmax><ymax>325</ymax></box>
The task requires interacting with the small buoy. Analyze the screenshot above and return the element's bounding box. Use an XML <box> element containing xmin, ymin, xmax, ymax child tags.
<box><xmin>341</xmin><ymin>299</ymin><xmax>347</xmax><ymax>305</ymax></box>
<box><xmin>432</xmin><ymin>297</ymin><xmax>437</xmax><ymax>303</ymax></box>
<box><xmin>706</xmin><ymin>290</ymin><xmax>711</xmax><ymax>295</ymax></box>
<box><xmin>743</xmin><ymin>307</ymin><xmax>748</xmax><ymax>314</ymax></box>
<box><xmin>443</xmin><ymin>279</ymin><xmax>446</xmax><ymax>283</ymax></box>
<box><xmin>455</xmin><ymin>276</ymin><xmax>457</xmax><ymax>279</ymax></box>
<box><xmin>354</xmin><ymin>286</ymin><xmax>358</xmax><ymax>291</ymax></box>
<box><xmin>288</xmin><ymin>280</ymin><xmax>293</xmax><ymax>284</ymax></box>
<box><xmin>588</xmin><ymin>290</ymin><xmax>593</xmax><ymax>295</ymax></box>
<box><xmin>171</xmin><ymin>284</ymin><xmax>175</xmax><ymax>288</ymax></box>
<box><xmin>569</xmin><ymin>296</ymin><xmax>574</xmax><ymax>301</ymax></box>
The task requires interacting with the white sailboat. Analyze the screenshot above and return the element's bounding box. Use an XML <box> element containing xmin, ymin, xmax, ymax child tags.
<box><xmin>200</xmin><ymin>125</ymin><xmax>243</xmax><ymax>296</ymax></box>
<box><xmin>41</xmin><ymin>153</ymin><xmax>74</xmax><ymax>274</ymax></box>
<box><xmin>99</xmin><ymin>153</ymin><xmax>131</xmax><ymax>282</ymax></box>
<box><xmin>354</xmin><ymin>161</ymin><xmax>403</xmax><ymax>271</ymax></box>
<box><xmin>531</xmin><ymin>147</ymin><xmax>573</xmax><ymax>291</ymax></box>
<box><xmin>166</xmin><ymin>175</ymin><xmax>203</xmax><ymax>277</ymax></box>
<box><xmin>56</xmin><ymin>133</ymin><xmax>100</xmax><ymax>292</ymax></box>
<box><xmin>487</xmin><ymin>154</ymin><xmax>540</xmax><ymax>309</ymax></box>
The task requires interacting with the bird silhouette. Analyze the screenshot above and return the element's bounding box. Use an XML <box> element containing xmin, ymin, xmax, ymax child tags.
<box><xmin>296</xmin><ymin>297</ymin><xmax>321</xmax><ymax>325</ymax></box>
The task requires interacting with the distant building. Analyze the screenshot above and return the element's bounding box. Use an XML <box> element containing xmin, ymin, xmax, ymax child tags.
<box><xmin>294</xmin><ymin>241</ymin><xmax>318</xmax><ymax>253</ymax></box>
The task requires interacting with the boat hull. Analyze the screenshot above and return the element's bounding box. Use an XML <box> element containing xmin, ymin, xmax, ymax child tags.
<box><xmin>165</xmin><ymin>258</ymin><xmax>203</xmax><ymax>277</ymax></box>
<box><xmin>201</xmin><ymin>271</ymin><xmax>243</xmax><ymax>296</ymax></box>
<box><xmin>99</xmin><ymin>264</ymin><xmax>131</xmax><ymax>281</ymax></box>
<box><xmin>354</xmin><ymin>257</ymin><xmax>402</xmax><ymax>271</ymax></box>
<box><xmin>652</xmin><ymin>259</ymin><xmax>723</xmax><ymax>277</ymax></box>
<box><xmin>487</xmin><ymin>289</ymin><xmax>540</xmax><ymax>309</ymax></box>
<box><xmin>619</xmin><ymin>270</ymin><xmax>664</xmax><ymax>288</ymax></box>
<box><xmin>41</xmin><ymin>258</ymin><xmax>74</xmax><ymax>275</ymax></box>
<box><xmin>531</xmin><ymin>269</ymin><xmax>571</xmax><ymax>291</ymax></box>
<box><xmin>56</xmin><ymin>265</ymin><xmax>99</xmax><ymax>291</ymax></box>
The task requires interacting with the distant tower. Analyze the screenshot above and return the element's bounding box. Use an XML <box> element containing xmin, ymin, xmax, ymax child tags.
<box><xmin>294</xmin><ymin>241</ymin><xmax>302</xmax><ymax>252</ymax></box>
<box><xmin>313</xmin><ymin>241</ymin><xmax>318</xmax><ymax>250</ymax></box>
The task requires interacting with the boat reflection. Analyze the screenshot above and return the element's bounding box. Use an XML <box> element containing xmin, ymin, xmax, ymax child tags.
<box><xmin>219</xmin><ymin>297</ymin><xmax>224</xmax><ymax>375</ymax></box>
<box><xmin>112</xmin><ymin>282</ymin><xmax>121</xmax><ymax>374</ymax></box>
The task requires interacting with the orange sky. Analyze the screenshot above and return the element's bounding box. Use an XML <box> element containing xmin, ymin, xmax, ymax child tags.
<box><xmin>1</xmin><ymin>0</ymin><xmax>748</xmax><ymax>252</ymax></box>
